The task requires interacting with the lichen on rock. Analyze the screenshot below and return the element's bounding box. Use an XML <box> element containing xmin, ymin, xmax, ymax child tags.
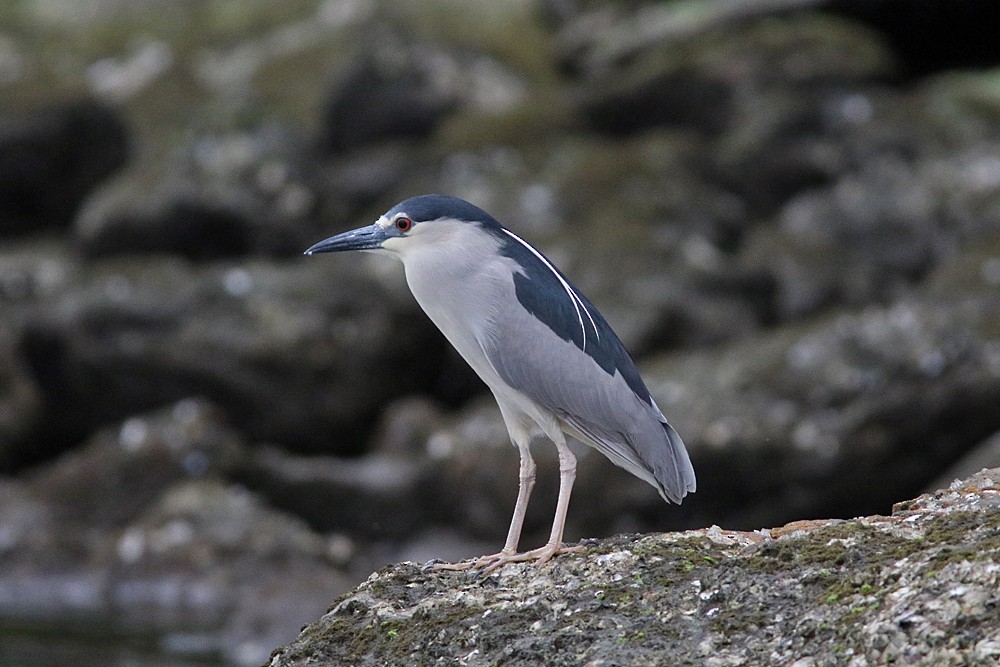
<box><xmin>269</xmin><ymin>468</ymin><xmax>1000</xmax><ymax>666</ymax></box>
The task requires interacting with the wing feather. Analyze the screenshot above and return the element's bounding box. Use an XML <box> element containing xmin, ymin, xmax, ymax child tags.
<box><xmin>481</xmin><ymin>294</ymin><xmax>695</xmax><ymax>503</ymax></box>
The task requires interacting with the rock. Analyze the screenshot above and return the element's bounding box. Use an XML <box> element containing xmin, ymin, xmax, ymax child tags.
<box><xmin>320</xmin><ymin>42</ymin><xmax>460</xmax><ymax>154</ymax></box>
<box><xmin>572</xmin><ymin>13</ymin><xmax>894</xmax><ymax>137</ymax></box>
<box><xmin>741</xmin><ymin>145</ymin><xmax>1000</xmax><ymax>318</ymax></box>
<box><xmin>267</xmin><ymin>467</ymin><xmax>1000</xmax><ymax>667</ymax></box>
<box><xmin>579</xmin><ymin>65</ymin><xmax>733</xmax><ymax>137</ymax></box>
<box><xmin>551</xmin><ymin>0</ymin><xmax>1000</xmax><ymax>79</ymax></box>
<box><xmin>0</xmin><ymin>325</ymin><xmax>42</xmax><ymax>469</ymax></box>
<box><xmin>0</xmin><ymin>239</ymin><xmax>77</xmax><ymax>466</ymax></box>
<box><xmin>2</xmin><ymin>2</ymin><xmax>1000</xmax><ymax>664</ymax></box>
<box><xmin>319</xmin><ymin>12</ymin><xmax>534</xmax><ymax>154</ymax></box>
<box><xmin>75</xmin><ymin>126</ymin><xmax>337</xmax><ymax>259</ymax></box>
<box><xmin>827</xmin><ymin>0</ymin><xmax>1000</xmax><ymax>76</ymax></box>
<box><xmin>118</xmin><ymin>479</ymin><xmax>352</xmax><ymax>666</ymax></box>
<box><xmin>14</xmin><ymin>253</ymin><xmax>447</xmax><ymax>454</ymax></box>
<box><xmin>552</xmin><ymin>0</ymin><xmax>829</xmax><ymax>73</ymax></box>
<box><xmin>0</xmin><ymin>100</ymin><xmax>129</xmax><ymax>235</ymax></box>
<box><xmin>238</xmin><ymin>444</ymin><xmax>430</xmax><ymax>538</ymax></box>
<box><xmin>16</xmin><ymin>399</ymin><xmax>246</xmax><ymax>530</ymax></box>
<box><xmin>0</xmin><ymin>475</ymin><xmax>353</xmax><ymax>667</ymax></box>
<box><xmin>0</xmin><ymin>401</ymin><xmax>354</xmax><ymax>666</ymax></box>
<box><xmin>367</xmin><ymin>395</ymin><xmax>449</xmax><ymax>458</ymax></box>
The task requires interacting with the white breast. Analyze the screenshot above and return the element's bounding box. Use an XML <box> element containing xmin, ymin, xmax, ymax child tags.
<box><xmin>397</xmin><ymin>220</ymin><xmax>512</xmax><ymax>392</ymax></box>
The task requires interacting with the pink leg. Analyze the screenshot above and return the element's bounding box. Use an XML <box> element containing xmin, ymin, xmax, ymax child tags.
<box><xmin>433</xmin><ymin>439</ymin><xmax>536</xmax><ymax>571</ymax></box>
<box><xmin>437</xmin><ymin>433</ymin><xmax>583</xmax><ymax>574</ymax></box>
<box><xmin>500</xmin><ymin>441</ymin><xmax>536</xmax><ymax>554</ymax></box>
<box><xmin>476</xmin><ymin>434</ymin><xmax>582</xmax><ymax>573</ymax></box>
<box><xmin>542</xmin><ymin>434</ymin><xmax>577</xmax><ymax>551</ymax></box>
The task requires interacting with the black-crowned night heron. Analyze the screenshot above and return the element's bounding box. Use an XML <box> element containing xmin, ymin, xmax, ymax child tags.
<box><xmin>306</xmin><ymin>194</ymin><xmax>695</xmax><ymax>571</ymax></box>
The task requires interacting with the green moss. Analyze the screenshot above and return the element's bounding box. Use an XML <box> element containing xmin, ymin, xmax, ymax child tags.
<box><xmin>923</xmin><ymin>510</ymin><xmax>1000</xmax><ymax>544</ymax></box>
<box><xmin>929</xmin><ymin>544</ymin><xmax>989</xmax><ymax>568</ymax></box>
<box><xmin>893</xmin><ymin>499</ymin><xmax>917</xmax><ymax>512</ymax></box>
<box><xmin>278</xmin><ymin>509</ymin><xmax>1000</xmax><ymax>664</ymax></box>
<box><xmin>823</xmin><ymin>576</ymin><xmax>881</xmax><ymax>606</ymax></box>
<box><xmin>708</xmin><ymin>607</ymin><xmax>771</xmax><ymax>635</ymax></box>
<box><xmin>621</xmin><ymin>630</ymin><xmax>647</xmax><ymax>643</ymax></box>
<box><xmin>745</xmin><ymin>532</ymin><xmax>848</xmax><ymax>573</ymax></box>
<box><xmin>918</xmin><ymin>511</ymin><xmax>1000</xmax><ymax>571</ymax></box>
<box><xmin>748</xmin><ymin>522</ymin><xmax>926</xmax><ymax>578</ymax></box>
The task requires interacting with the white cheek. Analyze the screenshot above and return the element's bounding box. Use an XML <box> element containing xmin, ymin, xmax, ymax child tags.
<box><xmin>362</xmin><ymin>246</ymin><xmax>397</xmax><ymax>258</ymax></box>
<box><xmin>380</xmin><ymin>236</ymin><xmax>406</xmax><ymax>254</ymax></box>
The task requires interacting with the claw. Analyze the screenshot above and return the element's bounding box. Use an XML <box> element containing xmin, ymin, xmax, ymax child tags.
<box><xmin>420</xmin><ymin>559</ymin><xmax>446</xmax><ymax>573</ymax></box>
<box><xmin>430</xmin><ymin>550</ymin><xmax>511</xmax><ymax>572</ymax></box>
<box><xmin>431</xmin><ymin>542</ymin><xmax>585</xmax><ymax>576</ymax></box>
<box><xmin>479</xmin><ymin>542</ymin><xmax>584</xmax><ymax>575</ymax></box>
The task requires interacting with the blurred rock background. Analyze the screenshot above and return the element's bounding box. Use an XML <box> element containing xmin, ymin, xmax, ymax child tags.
<box><xmin>0</xmin><ymin>0</ymin><xmax>998</xmax><ymax>665</ymax></box>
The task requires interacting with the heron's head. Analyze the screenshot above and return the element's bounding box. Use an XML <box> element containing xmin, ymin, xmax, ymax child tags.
<box><xmin>304</xmin><ymin>194</ymin><xmax>503</xmax><ymax>261</ymax></box>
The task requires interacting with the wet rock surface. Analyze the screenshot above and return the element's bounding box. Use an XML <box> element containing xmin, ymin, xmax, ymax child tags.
<box><xmin>12</xmin><ymin>253</ymin><xmax>442</xmax><ymax>456</ymax></box>
<box><xmin>268</xmin><ymin>467</ymin><xmax>1000</xmax><ymax>667</ymax></box>
<box><xmin>1</xmin><ymin>0</ymin><xmax>1000</xmax><ymax>664</ymax></box>
<box><xmin>0</xmin><ymin>101</ymin><xmax>129</xmax><ymax>235</ymax></box>
<box><xmin>0</xmin><ymin>400</ymin><xmax>352</xmax><ymax>666</ymax></box>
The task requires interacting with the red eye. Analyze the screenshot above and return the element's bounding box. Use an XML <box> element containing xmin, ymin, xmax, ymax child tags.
<box><xmin>395</xmin><ymin>216</ymin><xmax>412</xmax><ymax>232</ymax></box>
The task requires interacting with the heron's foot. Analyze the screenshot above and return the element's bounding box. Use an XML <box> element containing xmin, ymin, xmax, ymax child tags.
<box><xmin>479</xmin><ymin>542</ymin><xmax>585</xmax><ymax>574</ymax></box>
<box><xmin>428</xmin><ymin>549</ymin><xmax>515</xmax><ymax>572</ymax></box>
<box><xmin>430</xmin><ymin>542</ymin><xmax>584</xmax><ymax>575</ymax></box>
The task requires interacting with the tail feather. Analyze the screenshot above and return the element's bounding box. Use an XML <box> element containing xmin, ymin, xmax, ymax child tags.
<box><xmin>653</xmin><ymin>421</ymin><xmax>696</xmax><ymax>504</ymax></box>
<box><xmin>558</xmin><ymin>410</ymin><xmax>696</xmax><ymax>505</ymax></box>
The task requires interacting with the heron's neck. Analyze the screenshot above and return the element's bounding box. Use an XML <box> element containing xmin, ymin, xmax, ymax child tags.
<box><xmin>400</xmin><ymin>229</ymin><xmax>510</xmax><ymax>367</ymax></box>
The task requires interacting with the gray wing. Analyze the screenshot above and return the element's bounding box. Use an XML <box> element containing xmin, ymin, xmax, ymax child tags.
<box><xmin>481</xmin><ymin>285</ymin><xmax>696</xmax><ymax>504</ymax></box>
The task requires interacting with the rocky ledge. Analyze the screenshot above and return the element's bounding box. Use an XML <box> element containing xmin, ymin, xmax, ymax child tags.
<box><xmin>268</xmin><ymin>467</ymin><xmax>1000</xmax><ymax>666</ymax></box>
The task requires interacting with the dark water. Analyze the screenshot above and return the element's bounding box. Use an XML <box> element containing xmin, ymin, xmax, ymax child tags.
<box><xmin>0</xmin><ymin>621</ymin><xmax>226</xmax><ymax>667</ymax></box>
